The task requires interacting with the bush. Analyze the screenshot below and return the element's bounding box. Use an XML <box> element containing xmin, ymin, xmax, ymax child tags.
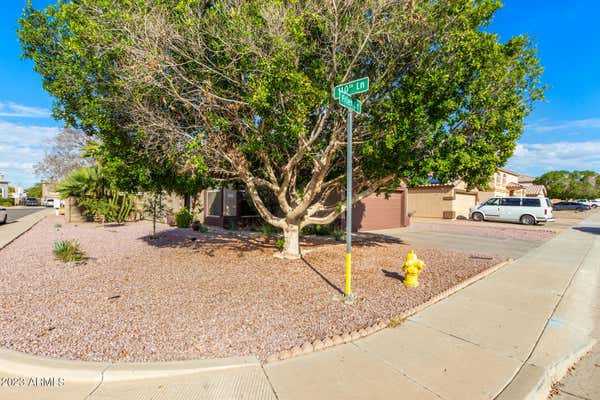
<box><xmin>302</xmin><ymin>224</ymin><xmax>332</xmax><ymax>236</ymax></box>
<box><xmin>174</xmin><ymin>208</ymin><xmax>194</xmax><ymax>228</ymax></box>
<box><xmin>332</xmin><ymin>227</ymin><xmax>345</xmax><ymax>241</ymax></box>
<box><xmin>262</xmin><ymin>224</ymin><xmax>280</xmax><ymax>238</ymax></box>
<box><xmin>191</xmin><ymin>221</ymin><xmax>209</xmax><ymax>233</ymax></box>
<box><xmin>0</xmin><ymin>198</ymin><xmax>14</xmax><ymax>206</ymax></box>
<box><xmin>275</xmin><ymin>238</ymin><xmax>285</xmax><ymax>251</ymax></box>
<box><xmin>53</xmin><ymin>223</ymin><xmax>62</xmax><ymax>229</ymax></box>
<box><xmin>53</xmin><ymin>240</ymin><xmax>84</xmax><ymax>262</ymax></box>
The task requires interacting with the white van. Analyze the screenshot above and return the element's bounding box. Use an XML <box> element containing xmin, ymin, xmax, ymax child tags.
<box><xmin>470</xmin><ymin>197</ymin><xmax>554</xmax><ymax>225</ymax></box>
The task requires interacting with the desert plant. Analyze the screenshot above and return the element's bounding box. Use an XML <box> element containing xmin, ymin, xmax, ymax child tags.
<box><xmin>275</xmin><ymin>238</ymin><xmax>285</xmax><ymax>252</ymax></box>
<box><xmin>174</xmin><ymin>208</ymin><xmax>193</xmax><ymax>228</ymax></box>
<box><xmin>332</xmin><ymin>228</ymin><xmax>345</xmax><ymax>242</ymax></box>
<box><xmin>53</xmin><ymin>239</ymin><xmax>84</xmax><ymax>262</ymax></box>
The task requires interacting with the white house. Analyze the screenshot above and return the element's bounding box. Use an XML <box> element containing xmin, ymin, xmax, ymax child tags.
<box><xmin>0</xmin><ymin>173</ymin><xmax>9</xmax><ymax>199</ymax></box>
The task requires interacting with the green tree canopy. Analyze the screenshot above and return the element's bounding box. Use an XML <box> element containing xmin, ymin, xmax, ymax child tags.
<box><xmin>535</xmin><ymin>170</ymin><xmax>600</xmax><ymax>199</ymax></box>
<box><xmin>20</xmin><ymin>0</ymin><xmax>544</xmax><ymax>256</ymax></box>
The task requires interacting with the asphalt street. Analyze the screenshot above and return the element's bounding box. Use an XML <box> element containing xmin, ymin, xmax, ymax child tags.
<box><xmin>1</xmin><ymin>206</ymin><xmax>47</xmax><ymax>224</ymax></box>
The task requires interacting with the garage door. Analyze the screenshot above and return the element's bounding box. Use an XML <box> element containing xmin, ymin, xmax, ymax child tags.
<box><xmin>453</xmin><ymin>193</ymin><xmax>477</xmax><ymax>219</ymax></box>
<box><xmin>352</xmin><ymin>191</ymin><xmax>407</xmax><ymax>231</ymax></box>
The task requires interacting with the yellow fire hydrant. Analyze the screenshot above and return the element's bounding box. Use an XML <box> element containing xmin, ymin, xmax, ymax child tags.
<box><xmin>403</xmin><ymin>250</ymin><xmax>425</xmax><ymax>287</ymax></box>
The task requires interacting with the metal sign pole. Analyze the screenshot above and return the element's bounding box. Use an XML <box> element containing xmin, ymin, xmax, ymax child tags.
<box><xmin>345</xmin><ymin>109</ymin><xmax>353</xmax><ymax>298</ymax></box>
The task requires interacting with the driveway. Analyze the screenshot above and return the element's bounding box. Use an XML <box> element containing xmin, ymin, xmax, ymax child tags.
<box><xmin>368</xmin><ymin>228</ymin><xmax>540</xmax><ymax>259</ymax></box>
<box><xmin>367</xmin><ymin>215</ymin><xmax>574</xmax><ymax>259</ymax></box>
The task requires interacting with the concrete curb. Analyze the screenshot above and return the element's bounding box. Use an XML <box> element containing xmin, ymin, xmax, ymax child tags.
<box><xmin>0</xmin><ymin>348</ymin><xmax>261</xmax><ymax>383</ymax></box>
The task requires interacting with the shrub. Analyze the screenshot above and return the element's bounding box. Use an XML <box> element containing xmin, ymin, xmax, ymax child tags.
<box><xmin>302</xmin><ymin>224</ymin><xmax>332</xmax><ymax>236</ymax></box>
<box><xmin>191</xmin><ymin>221</ymin><xmax>209</xmax><ymax>232</ymax></box>
<box><xmin>275</xmin><ymin>238</ymin><xmax>285</xmax><ymax>251</ymax></box>
<box><xmin>53</xmin><ymin>240</ymin><xmax>84</xmax><ymax>262</ymax></box>
<box><xmin>332</xmin><ymin>228</ymin><xmax>345</xmax><ymax>242</ymax></box>
<box><xmin>262</xmin><ymin>224</ymin><xmax>280</xmax><ymax>238</ymax></box>
<box><xmin>174</xmin><ymin>208</ymin><xmax>193</xmax><ymax>228</ymax></box>
<box><xmin>53</xmin><ymin>223</ymin><xmax>62</xmax><ymax>229</ymax></box>
<box><xmin>0</xmin><ymin>198</ymin><xmax>14</xmax><ymax>207</ymax></box>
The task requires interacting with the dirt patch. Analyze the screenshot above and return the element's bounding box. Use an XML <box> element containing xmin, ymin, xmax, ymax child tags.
<box><xmin>0</xmin><ymin>216</ymin><xmax>501</xmax><ymax>362</ymax></box>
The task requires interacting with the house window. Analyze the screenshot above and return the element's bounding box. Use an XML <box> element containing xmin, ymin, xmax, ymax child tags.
<box><xmin>223</xmin><ymin>189</ymin><xmax>237</xmax><ymax>217</ymax></box>
<box><xmin>495</xmin><ymin>174</ymin><xmax>500</xmax><ymax>185</ymax></box>
<box><xmin>502</xmin><ymin>174</ymin><xmax>507</xmax><ymax>185</ymax></box>
<box><xmin>206</xmin><ymin>190</ymin><xmax>222</xmax><ymax>217</ymax></box>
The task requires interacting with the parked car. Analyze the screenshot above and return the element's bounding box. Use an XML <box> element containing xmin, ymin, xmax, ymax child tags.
<box><xmin>575</xmin><ymin>199</ymin><xmax>599</xmax><ymax>209</ymax></box>
<box><xmin>0</xmin><ymin>207</ymin><xmax>6</xmax><ymax>224</ymax></box>
<box><xmin>552</xmin><ymin>201</ymin><xmax>590</xmax><ymax>211</ymax></box>
<box><xmin>470</xmin><ymin>197</ymin><xmax>554</xmax><ymax>225</ymax></box>
<box><xmin>25</xmin><ymin>197</ymin><xmax>39</xmax><ymax>206</ymax></box>
<box><xmin>44</xmin><ymin>198</ymin><xmax>54</xmax><ymax>207</ymax></box>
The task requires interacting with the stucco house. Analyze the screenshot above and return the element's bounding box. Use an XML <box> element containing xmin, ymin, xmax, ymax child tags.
<box><xmin>41</xmin><ymin>181</ymin><xmax>61</xmax><ymax>204</ymax></box>
<box><xmin>407</xmin><ymin>180</ymin><xmax>478</xmax><ymax>220</ymax></box>
<box><xmin>407</xmin><ymin>168</ymin><xmax>547</xmax><ymax>220</ymax></box>
<box><xmin>0</xmin><ymin>174</ymin><xmax>9</xmax><ymax>200</ymax></box>
<box><xmin>518</xmin><ymin>174</ymin><xmax>547</xmax><ymax>197</ymax></box>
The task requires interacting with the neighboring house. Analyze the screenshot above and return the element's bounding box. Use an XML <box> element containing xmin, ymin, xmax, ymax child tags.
<box><xmin>477</xmin><ymin>168</ymin><xmax>526</xmax><ymax>203</ymax></box>
<box><xmin>518</xmin><ymin>174</ymin><xmax>548</xmax><ymax>198</ymax></box>
<box><xmin>406</xmin><ymin>168</ymin><xmax>547</xmax><ymax>220</ymax></box>
<box><xmin>0</xmin><ymin>174</ymin><xmax>9</xmax><ymax>199</ymax></box>
<box><xmin>41</xmin><ymin>181</ymin><xmax>61</xmax><ymax>204</ymax></box>
<box><xmin>407</xmin><ymin>180</ymin><xmax>478</xmax><ymax>220</ymax></box>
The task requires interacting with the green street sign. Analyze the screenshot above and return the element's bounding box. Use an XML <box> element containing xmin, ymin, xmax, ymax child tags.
<box><xmin>334</xmin><ymin>77</ymin><xmax>369</xmax><ymax>99</ymax></box>
<box><xmin>338</xmin><ymin>92</ymin><xmax>361</xmax><ymax>114</ymax></box>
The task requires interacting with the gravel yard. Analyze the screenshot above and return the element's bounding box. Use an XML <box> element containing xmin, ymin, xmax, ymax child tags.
<box><xmin>0</xmin><ymin>216</ymin><xmax>501</xmax><ymax>362</ymax></box>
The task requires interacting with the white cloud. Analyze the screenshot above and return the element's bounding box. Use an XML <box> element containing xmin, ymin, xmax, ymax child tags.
<box><xmin>527</xmin><ymin>118</ymin><xmax>600</xmax><ymax>133</ymax></box>
<box><xmin>508</xmin><ymin>141</ymin><xmax>600</xmax><ymax>176</ymax></box>
<box><xmin>0</xmin><ymin>101</ymin><xmax>51</xmax><ymax>118</ymax></box>
<box><xmin>0</xmin><ymin>120</ymin><xmax>60</xmax><ymax>187</ymax></box>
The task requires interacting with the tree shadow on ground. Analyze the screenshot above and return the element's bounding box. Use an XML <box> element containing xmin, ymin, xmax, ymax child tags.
<box><xmin>140</xmin><ymin>228</ymin><xmax>325</xmax><ymax>257</ymax></box>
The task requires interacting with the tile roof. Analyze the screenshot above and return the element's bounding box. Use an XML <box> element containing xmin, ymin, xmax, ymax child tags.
<box><xmin>525</xmin><ymin>185</ymin><xmax>546</xmax><ymax>196</ymax></box>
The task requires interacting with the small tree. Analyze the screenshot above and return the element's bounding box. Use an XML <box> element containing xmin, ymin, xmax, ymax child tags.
<box><xmin>143</xmin><ymin>191</ymin><xmax>168</xmax><ymax>236</ymax></box>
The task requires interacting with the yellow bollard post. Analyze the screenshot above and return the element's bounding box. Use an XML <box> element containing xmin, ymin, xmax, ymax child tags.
<box><xmin>345</xmin><ymin>253</ymin><xmax>352</xmax><ymax>296</ymax></box>
<box><xmin>403</xmin><ymin>250</ymin><xmax>425</xmax><ymax>287</ymax></box>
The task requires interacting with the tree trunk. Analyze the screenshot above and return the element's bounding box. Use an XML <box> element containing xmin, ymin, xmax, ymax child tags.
<box><xmin>282</xmin><ymin>223</ymin><xmax>300</xmax><ymax>258</ymax></box>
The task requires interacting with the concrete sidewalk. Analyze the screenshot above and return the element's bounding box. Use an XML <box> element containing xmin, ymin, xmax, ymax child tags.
<box><xmin>0</xmin><ymin>208</ymin><xmax>51</xmax><ymax>249</ymax></box>
<box><xmin>1</xmin><ymin>213</ymin><xmax>598</xmax><ymax>400</ymax></box>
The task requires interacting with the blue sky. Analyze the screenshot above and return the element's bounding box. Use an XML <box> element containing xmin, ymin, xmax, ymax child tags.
<box><xmin>0</xmin><ymin>1</ymin><xmax>599</xmax><ymax>188</ymax></box>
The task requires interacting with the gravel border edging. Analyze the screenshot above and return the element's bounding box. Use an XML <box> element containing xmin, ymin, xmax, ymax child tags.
<box><xmin>265</xmin><ymin>258</ymin><xmax>513</xmax><ymax>363</ymax></box>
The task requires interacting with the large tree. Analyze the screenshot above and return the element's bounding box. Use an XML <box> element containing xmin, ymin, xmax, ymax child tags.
<box><xmin>34</xmin><ymin>127</ymin><xmax>95</xmax><ymax>181</ymax></box>
<box><xmin>535</xmin><ymin>170</ymin><xmax>600</xmax><ymax>199</ymax></box>
<box><xmin>20</xmin><ymin>0</ymin><xmax>543</xmax><ymax>256</ymax></box>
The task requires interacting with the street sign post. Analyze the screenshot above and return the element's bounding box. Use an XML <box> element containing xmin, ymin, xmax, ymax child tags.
<box><xmin>335</xmin><ymin>77</ymin><xmax>369</xmax><ymax>300</ymax></box>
